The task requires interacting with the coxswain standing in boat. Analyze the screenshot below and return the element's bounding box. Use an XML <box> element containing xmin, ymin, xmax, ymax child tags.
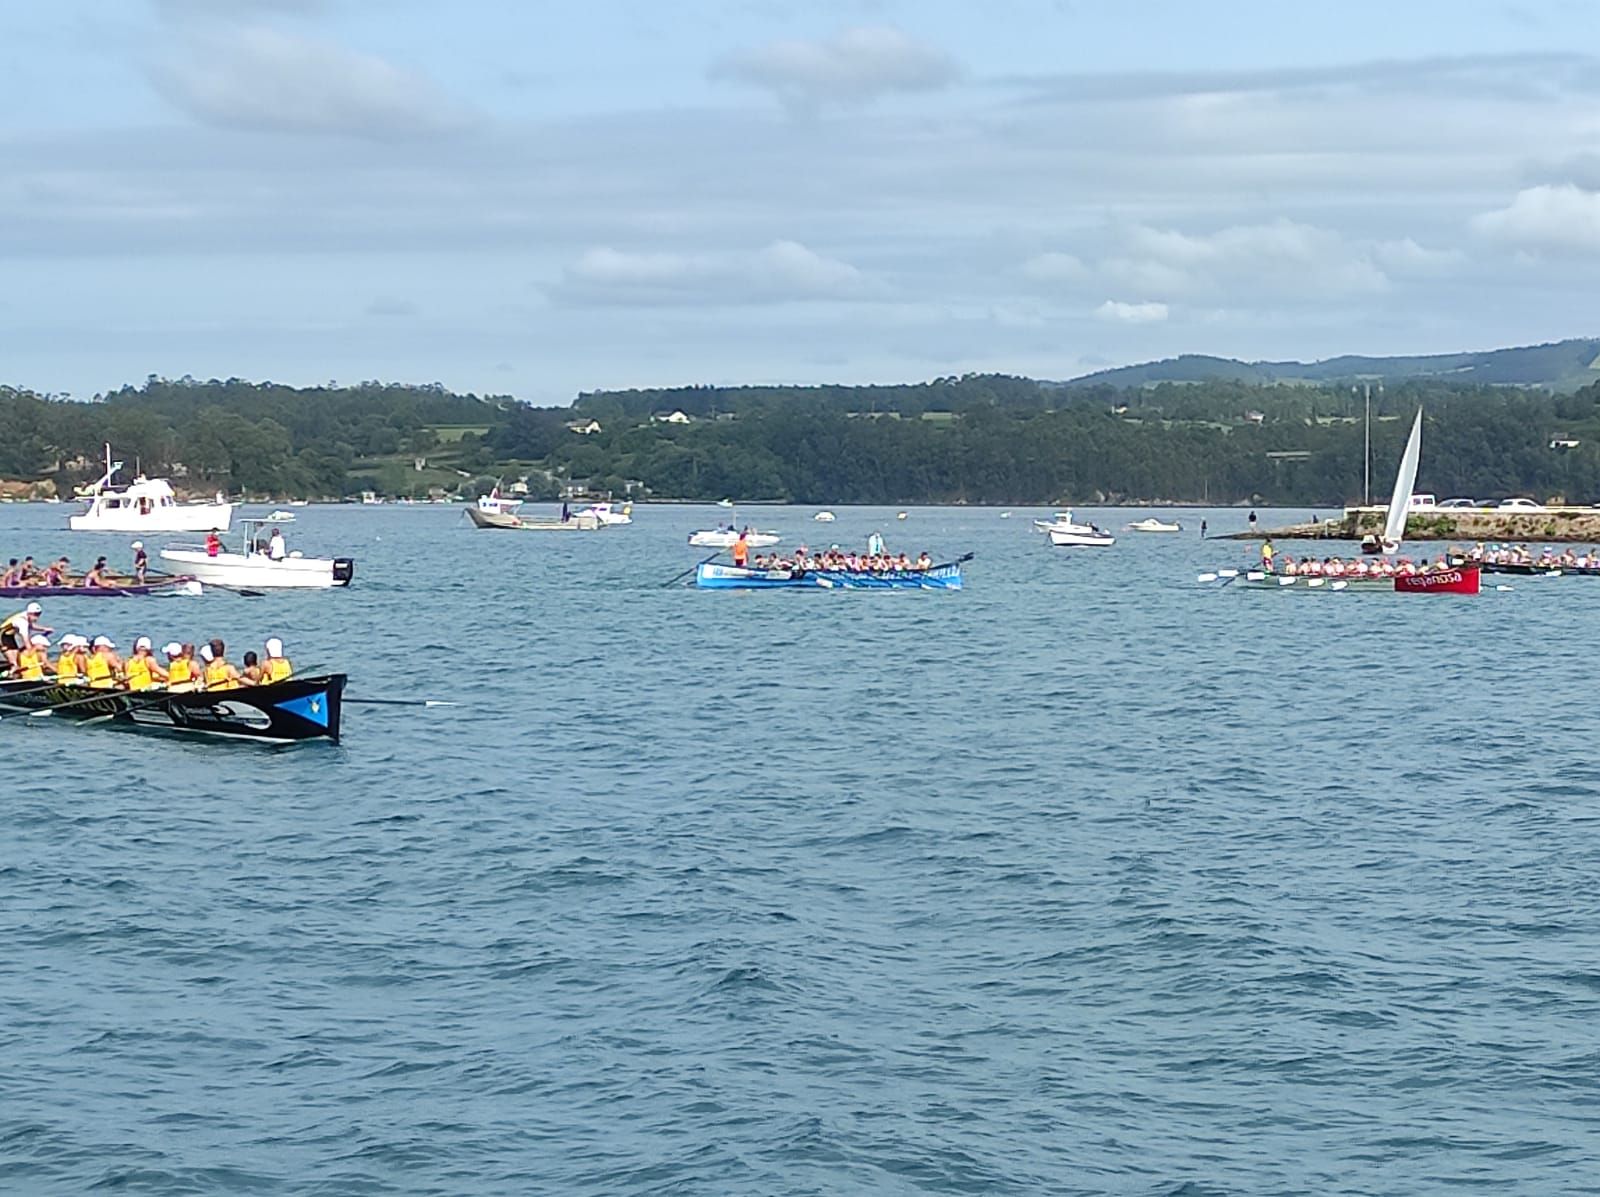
<box><xmin>2</xmin><ymin>602</ymin><xmax>51</xmax><ymax>673</ymax></box>
<box><xmin>1261</xmin><ymin>539</ymin><xmax>1276</xmax><ymax>572</ymax></box>
<box><xmin>85</xmin><ymin>636</ymin><xmax>123</xmax><ymax>689</ymax></box>
<box><xmin>124</xmin><ymin>637</ymin><xmax>167</xmax><ymax>692</ymax></box>
<box><xmin>131</xmin><ymin>541</ymin><xmax>148</xmax><ymax>583</ymax></box>
<box><xmin>202</xmin><ymin>639</ymin><xmax>241</xmax><ymax>690</ymax></box>
<box><xmin>732</xmin><ymin>530</ymin><xmax>750</xmax><ymax>568</ymax></box>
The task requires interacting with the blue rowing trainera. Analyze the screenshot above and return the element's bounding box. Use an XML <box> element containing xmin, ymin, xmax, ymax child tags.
<box><xmin>695</xmin><ymin>561</ymin><xmax>964</xmax><ymax>590</ymax></box>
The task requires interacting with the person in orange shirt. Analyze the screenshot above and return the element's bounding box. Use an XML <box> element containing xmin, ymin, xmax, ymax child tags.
<box><xmin>731</xmin><ymin>530</ymin><xmax>749</xmax><ymax>567</ymax></box>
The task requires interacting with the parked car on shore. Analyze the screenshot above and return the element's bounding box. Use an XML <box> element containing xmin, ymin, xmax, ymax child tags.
<box><xmin>1437</xmin><ymin>497</ymin><xmax>1478</xmax><ymax>509</ymax></box>
<box><xmin>1497</xmin><ymin>497</ymin><xmax>1546</xmax><ymax>511</ymax></box>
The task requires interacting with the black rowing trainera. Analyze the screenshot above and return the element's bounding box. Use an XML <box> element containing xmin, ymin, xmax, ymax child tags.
<box><xmin>0</xmin><ymin>674</ymin><xmax>346</xmax><ymax>744</ymax></box>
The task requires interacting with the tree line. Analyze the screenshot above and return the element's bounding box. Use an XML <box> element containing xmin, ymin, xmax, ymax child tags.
<box><xmin>5</xmin><ymin>373</ymin><xmax>1600</xmax><ymax>505</ymax></box>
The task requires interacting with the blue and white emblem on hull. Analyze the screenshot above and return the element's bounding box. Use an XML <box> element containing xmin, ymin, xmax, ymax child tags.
<box><xmin>275</xmin><ymin>692</ymin><xmax>329</xmax><ymax>727</ymax></box>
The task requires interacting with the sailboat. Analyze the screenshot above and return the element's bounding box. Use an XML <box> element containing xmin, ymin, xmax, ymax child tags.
<box><xmin>1364</xmin><ymin>408</ymin><xmax>1423</xmax><ymax>555</ymax></box>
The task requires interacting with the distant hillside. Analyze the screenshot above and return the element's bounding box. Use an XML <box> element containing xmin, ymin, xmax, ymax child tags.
<box><xmin>1063</xmin><ymin>338</ymin><xmax>1600</xmax><ymax>393</ymax></box>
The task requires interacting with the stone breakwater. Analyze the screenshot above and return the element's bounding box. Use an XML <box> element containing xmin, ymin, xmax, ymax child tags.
<box><xmin>1227</xmin><ymin>506</ymin><xmax>1600</xmax><ymax>543</ymax></box>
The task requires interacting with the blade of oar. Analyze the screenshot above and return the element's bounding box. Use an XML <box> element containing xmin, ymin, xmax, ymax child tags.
<box><xmin>1218</xmin><ymin>569</ymin><xmax>1239</xmax><ymax>578</ymax></box>
<box><xmin>344</xmin><ymin>697</ymin><xmax>455</xmax><ymax>708</ymax></box>
<box><xmin>1196</xmin><ymin>572</ymin><xmax>1218</xmax><ymax>584</ymax></box>
<box><xmin>662</xmin><ymin>549</ymin><xmax>724</xmax><ymax>588</ymax></box>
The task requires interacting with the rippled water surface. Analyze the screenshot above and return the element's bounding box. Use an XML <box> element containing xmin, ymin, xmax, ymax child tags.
<box><xmin>5</xmin><ymin>502</ymin><xmax>1600</xmax><ymax>1195</ymax></box>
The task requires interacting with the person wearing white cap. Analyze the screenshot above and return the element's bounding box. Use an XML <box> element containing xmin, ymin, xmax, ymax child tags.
<box><xmin>55</xmin><ymin>635</ymin><xmax>90</xmax><ymax>685</ymax></box>
<box><xmin>15</xmin><ymin>633</ymin><xmax>54</xmax><ymax>682</ymax></box>
<box><xmin>124</xmin><ymin>636</ymin><xmax>167</xmax><ymax>692</ymax></box>
<box><xmin>165</xmin><ymin>642</ymin><xmax>198</xmax><ymax>692</ymax></box>
<box><xmin>1</xmin><ymin>601</ymin><xmax>51</xmax><ymax>675</ymax></box>
<box><xmin>131</xmin><ymin>541</ymin><xmax>148</xmax><ymax>584</ymax></box>
<box><xmin>85</xmin><ymin>635</ymin><xmax>123</xmax><ymax>690</ymax></box>
<box><xmin>262</xmin><ymin>636</ymin><xmax>293</xmax><ymax>683</ymax></box>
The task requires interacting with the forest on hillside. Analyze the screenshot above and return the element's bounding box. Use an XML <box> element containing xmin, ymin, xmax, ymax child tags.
<box><xmin>4</xmin><ymin>373</ymin><xmax>1600</xmax><ymax>506</ymax></box>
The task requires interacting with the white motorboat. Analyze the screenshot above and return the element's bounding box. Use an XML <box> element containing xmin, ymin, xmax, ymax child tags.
<box><xmin>579</xmin><ymin>501</ymin><xmax>633</xmax><ymax>526</ymax></box>
<box><xmin>69</xmin><ymin>445</ymin><xmax>234</xmax><ymax>533</ymax></box>
<box><xmin>1126</xmin><ymin>517</ymin><xmax>1183</xmax><ymax>533</ymax></box>
<box><xmin>688</xmin><ymin>527</ymin><xmax>780</xmax><ymax>548</ymax></box>
<box><xmin>265</xmin><ymin>510</ymin><xmax>296</xmax><ymax>523</ymax></box>
<box><xmin>477</xmin><ymin>489</ymin><xmax>522</xmax><ymax>518</ymax></box>
<box><xmin>814</xmin><ymin>510</ymin><xmax>836</xmax><ymax>522</ymax></box>
<box><xmin>159</xmin><ymin>519</ymin><xmax>353</xmax><ymax>589</ymax></box>
<box><xmin>1037</xmin><ymin>510</ymin><xmax>1116</xmax><ymax>547</ymax></box>
<box><xmin>716</xmin><ymin>498</ymin><xmax>734</xmax><ymax>508</ymax></box>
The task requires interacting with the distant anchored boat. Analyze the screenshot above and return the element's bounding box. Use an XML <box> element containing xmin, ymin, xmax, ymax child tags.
<box><xmin>1126</xmin><ymin>517</ymin><xmax>1182</xmax><ymax>533</ymax></box>
<box><xmin>69</xmin><ymin>445</ymin><xmax>233</xmax><ymax>533</ymax></box>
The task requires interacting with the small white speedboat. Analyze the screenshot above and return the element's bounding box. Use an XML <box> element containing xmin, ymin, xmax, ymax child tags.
<box><xmin>716</xmin><ymin>498</ymin><xmax>734</xmax><ymax>508</ymax></box>
<box><xmin>1037</xmin><ymin>510</ymin><xmax>1116</xmax><ymax>547</ymax></box>
<box><xmin>689</xmin><ymin>528</ymin><xmax>780</xmax><ymax>548</ymax></box>
<box><xmin>1126</xmin><ymin>517</ymin><xmax>1182</xmax><ymax>533</ymax></box>
<box><xmin>265</xmin><ymin>510</ymin><xmax>297</xmax><ymax>523</ymax></box>
<box><xmin>160</xmin><ymin>518</ymin><xmax>353</xmax><ymax>588</ymax></box>
<box><xmin>814</xmin><ymin>511</ymin><xmax>836</xmax><ymax>522</ymax></box>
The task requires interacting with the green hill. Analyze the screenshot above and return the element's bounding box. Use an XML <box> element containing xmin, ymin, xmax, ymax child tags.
<box><xmin>1063</xmin><ymin>337</ymin><xmax>1600</xmax><ymax>393</ymax></box>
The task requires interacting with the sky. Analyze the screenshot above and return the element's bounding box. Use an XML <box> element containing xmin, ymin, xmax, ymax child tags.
<box><xmin>6</xmin><ymin>0</ymin><xmax>1600</xmax><ymax>405</ymax></box>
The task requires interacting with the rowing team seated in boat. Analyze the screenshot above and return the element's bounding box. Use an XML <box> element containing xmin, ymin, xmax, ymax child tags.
<box><xmin>749</xmin><ymin>549</ymin><xmax>936</xmax><ymax>572</ymax></box>
<box><xmin>1462</xmin><ymin>543</ymin><xmax>1600</xmax><ymax>569</ymax></box>
<box><xmin>1269</xmin><ymin>555</ymin><xmax>1460</xmax><ymax>578</ymax></box>
<box><xmin>2</xmin><ymin>548</ymin><xmax>149</xmax><ymax>587</ymax></box>
<box><xmin>3</xmin><ymin>622</ymin><xmax>293</xmax><ymax>692</ymax></box>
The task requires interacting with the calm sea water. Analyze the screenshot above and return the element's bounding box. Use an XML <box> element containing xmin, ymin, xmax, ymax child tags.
<box><xmin>4</xmin><ymin>502</ymin><xmax>1600</xmax><ymax>1195</ymax></box>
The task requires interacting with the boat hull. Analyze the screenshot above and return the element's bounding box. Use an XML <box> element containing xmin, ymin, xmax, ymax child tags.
<box><xmin>1395</xmin><ymin>566</ymin><xmax>1480</xmax><ymax>595</ymax></box>
<box><xmin>467</xmin><ymin>506</ymin><xmax>601</xmax><ymax>530</ymax></box>
<box><xmin>1047</xmin><ymin>528</ymin><xmax>1115</xmax><ymax>547</ymax></box>
<box><xmin>0</xmin><ymin>578</ymin><xmax>199</xmax><ymax>599</ymax></box>
<box><xmin>159</xmin><ymin>550</ymin><xmax>353</xmax><ymax>589</ymax></box>
<box><xmin>0</xmin><ymin>673</ymin><xmax>345</xmax><ymax>743</ymax></box>
<box><xmin>70</xmin><ymin>502</ymin><xmax>233</xmax><ymax>533</ymax></box>
<box><xmin>695</xmin><ymin>562</ymin><xmax>962</xmax><ymax>590</ymax></box>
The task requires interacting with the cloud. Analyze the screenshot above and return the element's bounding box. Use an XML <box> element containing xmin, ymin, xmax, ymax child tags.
<box><xmin>1096</xmin><ymin>299</ymin><xmax>1168</xmax><ymax>324</ymax></box>
<box><xmin>709</xmin><ymin>26</ymin><xmax>958</xmax><ymax>110</ymax></box>
<box><xmin>149</xmin><ymin>26</ymin><xmax>475</xmax><ymax>138</ymax></box>
<box><xmin>1020</xmin><ymin>252</ymin><xmax>1087</xmax><ymax>282</ymax></box>
<box><xmin>1472</xmin><ymin>183</ymin><xmax>1600</xmax><ymax>254</ymax></box>
<box><xmin>1102</xmin><ymin>219</ymin><xmax>1389</xmax><ymax>299</ymax></box>
<box><xmin>554</xmin><ymin>240</ymin><xmax>872</xmax><ymax>306</ymax></box>
<box><xmin>1374</xmin><ymin>238</ymin><xmax>1465</xmax><ymax>275</ymax></box>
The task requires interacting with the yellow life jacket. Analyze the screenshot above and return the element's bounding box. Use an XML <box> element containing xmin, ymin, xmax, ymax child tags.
<box><xmin>85</xmin><ymin>653</ymin><xmax>115</xmax><ymax>689</ymax></box>
<box><xmin>57</xmin><ymin>651</ymin><xmax>81</xmax><ymax>682</ymax></box>
<box><xmin>17</xmin><ymin>648</ymin><xmax>46</xmax><ymax>681</ymax></box>
<box><xmin>126</xmin><ymin>655</ymin><xmax>153</xmax><ymax>692</ymax></box>
<box><xmin>263</xmin><ymin>657</ymin><xmax>293</xmax><ymax>683</ymax></box>
<box><xmin>205</xmin><ymin>659</ymin><xmax>237</xmax><ymax>690</ymax></box>
<box><xmin>167</xmin><ymin>658</ymin><xmax>193</xmax><ymax>686</ymax></box>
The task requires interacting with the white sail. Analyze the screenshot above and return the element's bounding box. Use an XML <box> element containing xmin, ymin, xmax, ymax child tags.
<box><xmin>1382</xmin><ymin>409</ymin><xmax>1423</xmax><ymax>548</ymax></box>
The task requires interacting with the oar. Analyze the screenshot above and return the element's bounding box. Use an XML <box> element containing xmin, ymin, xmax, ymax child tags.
<box><xmin>9</xmin><ymin>684</ymin><xmax>143</xmax><ymax>721</ymax></box>
<box><xmin>343</xmin><ymin>697</ymin><xmax>455</xmax><ymax>708</ymax></box>
<box><xmin>662</xmin><ymin>549</ymin><xmax>724</xmax><ymax>588</ymax></box>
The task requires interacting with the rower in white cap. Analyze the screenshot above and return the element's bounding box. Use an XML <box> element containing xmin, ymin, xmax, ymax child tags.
<box><xmin>125</xmin><ymin>636</ymin><xmax>167</xmax><ymax>692</ymax></box>
<box><xmin>262</xmin><ymin>637</ymin><xmax>293</xmax><ymax>683</ymax></box>
<box><xmin>16</xmin><ymin>634</ymin><xmax>53</xmax><ymax>682</ymax></box>
<box><xmin>56</xmin><ymin>635</ymin><xmax>89</xmax><ymax>685</ymax></box>
<box><xmin>165</xmin><ymin>642</ymin><xmax>197</xmax><ymax>692</ymax></box>
<box><xmin>85</xmin><ymin>635</ymin><xmax>122</xmax><ymax>690</ymax></box>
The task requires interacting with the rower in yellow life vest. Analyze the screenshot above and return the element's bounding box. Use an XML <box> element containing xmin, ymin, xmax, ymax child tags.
<box><xmin>262</xmin><ymin>637</ymin><xmax>293</xmax><ymax>683</ymax></box>
<box><xmin>164</xmin><ymin>642</ymin><xmax>197</xmax><ymax>691</ymax></box>
<box><xmin>202</xmin><ymin>639</ymin><xmax>241</xmax><ymax>690</ymax></box>
<box><xmin>124</xmin><ymin>636</ymin><xmax>168</xmax><ymax>692</ymax></box>
<box><xmin>16</xmin><ymin>634</ymin><xmax>53</xmax><ymax>681</ymax></box>
<box><xmin>85</xmin><ymin>636</ymin><xmax>122</xmax><ymax>689</ymax></box>
<box><xmin>55</xmin><ymin>635</ymin><xmax>88</xmax><ymax>684</ymax></box>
